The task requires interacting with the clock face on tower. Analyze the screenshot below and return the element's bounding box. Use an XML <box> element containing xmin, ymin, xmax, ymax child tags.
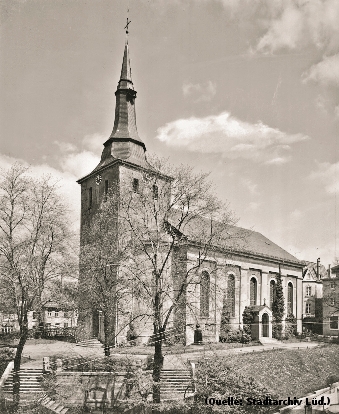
<box><xmin>95</xmin><ymin>175</ymin><xmax>102</xmax><ymax>185</ymax></box>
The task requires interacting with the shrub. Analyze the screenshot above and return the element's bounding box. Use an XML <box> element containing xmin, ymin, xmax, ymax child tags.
<box><xmin>0</xmin><ymin>347</ymin><xmax>15</xmax><ymax>377</ymax></box>
<box><xmin>219</xmin><ymin>299</ymin><xmax>231</xmax><ymax>341</ymax></box>
<box><xmin>49</xmin><ymin>355</ymin><xmax>138</xmax><ymax>372</ymax></box>
<box><xmin>0</xmin><ymin>347</ymin><xmax>15</xmax><ymax>360</ymax></box>
<box><xmin>195</xmin><ymin>357</ymin><xmax>276</xmax><ymax>413</ymax></box>
<box><xmin>271</xmin><ymin>273</ymin><xmax>285</xmax><ymax>340</ymax></box>
<box><xmin>284</xmin><ymin>313</ymin><xmax>297</xmax><ymax>338</ymax></box>
<box><xmin>219</xmin><ymin>329</ymin><xmax>251</xmax><ymax>344</ymax></box>
<box><xmin>242</xmin><ymin>306</ymin><xmax>254</xmax><ymax>339</ymax></box>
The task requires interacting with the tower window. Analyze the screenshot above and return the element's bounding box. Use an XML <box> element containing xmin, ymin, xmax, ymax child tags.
<box><xmin>89</xmin><ymin>187</ymin><xmax>93</xmax><ymax>208</ymax></box>
<box><xmin>153</xmin><ymin>184</ymin><xmax>158</xmax><ymax>200</ymax></box>
<box><xmin>306</xmin><ymin>286</ymin><xmax>311</xmax><ymax>297</ymax></box>
<box><xmin>132</xmin><ymin>178</ymin><xmax>139</xmax><ymax>193</ymax></box>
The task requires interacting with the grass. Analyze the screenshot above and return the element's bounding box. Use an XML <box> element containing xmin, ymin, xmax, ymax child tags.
<box><xmin>112</xmin><ymin>340</ymin><xmax>259</xmax><ymax>356</ymax></box>
<box><xmin>223</xmin><ymin>344</ymin><xmax>339</xmax><ymax>398</ymax></box>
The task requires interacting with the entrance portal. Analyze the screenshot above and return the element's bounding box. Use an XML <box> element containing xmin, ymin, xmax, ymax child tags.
<box><xmin>262</xmin><ymin>313</ymin><xmax>269</xmax><ymax>337</ymax></box>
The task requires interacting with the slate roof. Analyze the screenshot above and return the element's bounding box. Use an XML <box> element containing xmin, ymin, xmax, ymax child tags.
<box><xmin>167</xmin><ymin>211</ymin><xmax>302</xmax><ymax>266</ymax></box>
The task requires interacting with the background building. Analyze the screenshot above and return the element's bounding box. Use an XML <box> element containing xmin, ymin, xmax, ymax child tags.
<box><xmin>322</xmin><ymin>266</ymin><xmax>339</xmax><ymax>336</ymax></box>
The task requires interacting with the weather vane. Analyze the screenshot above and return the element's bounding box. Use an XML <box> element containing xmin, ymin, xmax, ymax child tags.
<box><xmin>124</xmin><ymin>11</ymin><xmax>131</xmax><ymax>35</ymax></box>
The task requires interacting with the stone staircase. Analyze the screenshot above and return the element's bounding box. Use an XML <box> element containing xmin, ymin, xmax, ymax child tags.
<box><xmin>160</xmin><ymin>369</ymin><xmax>194</xmax><ymax>400</ymax></box>
<box><xmin>39</xmin><ymin>394</ymin><xmax>69</xmax><ymax>413</ymax></box>
<box><xmin>75</xmin><ymin>338</ymin><xmax>103</xmax><ymax>348</ymax></box>
<box><xmin>2</xmin><ymin>368</ymin><xmax>44</xmax><ymax>395</ymax></box>
<box><xmin>259</xmin><ymin>337</ymin><xmax>281</xmax><ymax>346</ymax></box>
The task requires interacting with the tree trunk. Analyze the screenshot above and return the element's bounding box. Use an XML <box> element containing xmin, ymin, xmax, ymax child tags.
<box><xmin>103</xmin><ymin>312</ymin><xmax>111</xmax><ymax>357</ymax></box>
<box><xmin>13</xmin><ymin>313</ymin><xmax>29</xmax><ymax>407</ymax></box>
<box><xmin>152</xmin><ymin>333</ymin><xmax>164</xmax><ymax>403</ymax></box>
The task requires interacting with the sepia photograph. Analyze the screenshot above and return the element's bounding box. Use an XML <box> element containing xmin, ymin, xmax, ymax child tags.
<box><xmin>0</xmin><ymin>0</ymin><xmax>338</xmax><ymax>413</ymax></box>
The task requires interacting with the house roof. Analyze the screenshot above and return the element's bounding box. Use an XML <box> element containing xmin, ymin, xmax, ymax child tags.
<box><xmin>44</xmin><ymin>302</ymin><xmax>74</xmax><ymax>310</ymax></box>
<box><xmin>302</xmin><ymin>261</ymin><xmax>328</xmax><ymax>280</ymax></box>
<box><xmin>167</xmin><ymin>211</ymin><xmax>302</xmax><ymax>266</ymax></box>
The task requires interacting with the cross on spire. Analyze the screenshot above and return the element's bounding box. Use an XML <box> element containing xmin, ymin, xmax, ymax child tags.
<box><xmin>124</xmin><ymin>16</ymin><xmax>131</xmax><ymax>35</ymax></box>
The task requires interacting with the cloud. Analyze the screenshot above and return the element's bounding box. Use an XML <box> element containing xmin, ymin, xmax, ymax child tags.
<box><xmin>58</xmin><ymin>150</ymin><xmax>99</xmax><ymax>179</ymax></box>
<box><xmin>156</xmin><ymin>111</ymin><xmax>309</xmax><ymax>164</ymax></box>
<box><xmin>253</xmin><ymin>0</ymin><xmax>339</xmax><ymax>54</ymax></box>
<box><xmin>82</xmin><ymin>133</ymin><xmax>106</xmax><ymax>154</ymax></box>
<box><xmin>182</xmin><ymin>80</ymin><xmax>216</xmax><ymax>102</ymax></box>
<box><xmin>55</xmin><ymin>135</ymin><xmax>102</xmax><ymax>178</ymax></box>
<box><xmin>0</xmin><ymin>153</ymin><xmax>81</xmax><ymax>228</ymax></box>
<box><xmin>302</xmin><ymin>54</ymin><xmax>339</xmax><ymax>86</ymax></box>
<box><xmin>310</xmin><ymin>161</ymin><xmax>339</xmax><ymax>194</ymax></box>
<box><xmin>256</xmin><ymin>3</ymin><xmax>305</xmax><ymax>53</ymax></box>
<box><xmin>0</xmin><ymin>135</ymin><xmax>103</xmax><ymax>229</ymax></box>
<box><xmin>240</xmin><ymin>178</ymin><xmax>258</xmax><ymax>195</ymax></box>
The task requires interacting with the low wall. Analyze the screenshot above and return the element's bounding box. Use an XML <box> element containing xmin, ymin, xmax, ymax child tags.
<box><xmin>55</xmin><ymin>371</ymin><xmax>132</xmax><ymax>408</ymax></box>
<box><xmin>0</xmin><ymin>361</ymin><xmax>14</xmax><ymax>389</ymax></box>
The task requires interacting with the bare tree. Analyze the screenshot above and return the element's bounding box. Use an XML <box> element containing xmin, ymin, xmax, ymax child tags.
<box><xmin>78</xmin><ymin>195</ymin><xmax>133</xmax><ymax>356</ymax></box>
<box><xmin>0</xmin><ymin>164</ymin><xmax>76</xmax><ymax>404</ymax></box>
<box><xmin>78</xmin><ymin>156</ymin><xmax>243</xmax><ymax>402</ymax></box>
<box><xmin>111</xmin><ymin>156</ymin><xmax>241</xmax><ymax>403</ymax></box>
<box><xmin>323</xmin><ymin>284</ymin><xmax>339</xmax><ymax>314</ymax></box>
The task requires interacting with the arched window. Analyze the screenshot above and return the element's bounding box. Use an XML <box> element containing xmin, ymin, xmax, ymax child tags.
<box><xmin>227</xmin><ymin>274</ymin><xmax>235</xmax><ymax>317</ymax></box>
<box><xmin>250</xmin><ymin>277</ymin><xmax>257</xmax><ymax>306</ymax></box>
<box><xmin>287</xmin><ymin>282</ymin><xmax>293</xmax><ymax>314</ymax></box>
<box><xmin>270</xmin><ymin>280</ymin><xmax>276</xmax><ymax>308</ymax></box>
<box><xmin>200</xmin><ymin>271</ymin><xmax>210</xmax><ymax>317</ymax></box>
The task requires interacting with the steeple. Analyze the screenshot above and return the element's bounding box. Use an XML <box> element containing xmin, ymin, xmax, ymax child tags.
<box><xmin>98</xmin><ymin>34</ymin><xmax>147</xmax><ymax>168</ymax></box>
<box><xmin>79</xmin><ymin>23</ymin><xmax>149</xmax><ymax>177</ymax></box>
<box><xmin>106</xmin><ymin>39</ymin><xmax>144</xmax><ymax>148</ymax></box>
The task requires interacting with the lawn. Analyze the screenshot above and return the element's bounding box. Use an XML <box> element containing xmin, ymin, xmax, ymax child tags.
<box><xmin>112</xmin><ymin>340</ymin><xmax>259</xmax><ymax>356</ymax></box>
<box><xmin>219</xmin><ymin>344</ymin><xmax>339</xmax><ymax>398</ymax></box>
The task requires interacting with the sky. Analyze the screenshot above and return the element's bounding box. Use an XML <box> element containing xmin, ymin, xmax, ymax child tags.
<box><xmin>0</xmin><ymin>0</ymin><xmax>338</xmax><ymax>267</ymax></box>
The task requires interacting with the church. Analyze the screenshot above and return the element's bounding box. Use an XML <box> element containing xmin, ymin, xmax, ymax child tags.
<box><xmin>77</xmin><ymin>36</ymin><xmax>304</xmax><ymax>346</ymax></box>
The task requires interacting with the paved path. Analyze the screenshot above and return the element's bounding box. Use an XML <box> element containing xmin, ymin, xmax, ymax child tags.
<box><xmin>18</xmin><ymin>339</ymin><xmax>319</xmax><ymax>370</ymax></box>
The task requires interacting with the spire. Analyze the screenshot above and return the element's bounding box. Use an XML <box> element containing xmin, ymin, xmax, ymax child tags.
<box><xmin>101</xmin><ymin>21</ymin><xmax>147</xmax><ymax>167</ymax></box>
<box><xmin>107</xmin><ymin>39</ymin><xmax>144</xmax><ymax>148</ymax></box>
<box><xmin>117</xmin><ymin>40</ymin><xmax>134</xmax><ymax>91</ymax></box>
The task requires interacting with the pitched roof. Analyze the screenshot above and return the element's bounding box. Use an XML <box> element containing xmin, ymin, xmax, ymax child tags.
<box><xmin>167</xmin><ymin>210</ymin><xmax>302</xmax><ymax>266</ymax></box>
<box><xmin>302</xmin><ymin>261</ymin><xmax>328</xmax><ymax>280</ymax></box>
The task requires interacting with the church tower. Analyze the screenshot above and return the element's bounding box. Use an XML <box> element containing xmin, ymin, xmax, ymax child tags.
<box><xmin>77</xmin><ymin>35</ymin><xmax>153</xmax><ymax>341</ymax></box>
<box><xmin>77</xmin><ymin>36</ymin><xmax>150</xmax><ymax>235</ymax></box>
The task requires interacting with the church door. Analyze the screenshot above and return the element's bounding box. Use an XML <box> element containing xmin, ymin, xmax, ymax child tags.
<box><xmin>262</xmin><ymin>313</ymin><xmax>269</xmax><ymax>337</ymax></box>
